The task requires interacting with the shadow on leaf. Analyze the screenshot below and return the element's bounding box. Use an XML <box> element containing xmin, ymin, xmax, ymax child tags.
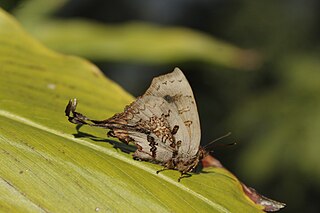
<box><xmin>73</xmin><ymin>124</ymin><xmax>137</xmax><ymax>154</ymax></box>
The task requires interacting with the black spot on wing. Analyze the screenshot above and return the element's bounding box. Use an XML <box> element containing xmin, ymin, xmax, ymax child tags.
<box><xmin>163</xmin><ymin>95</ymin><xmax>174</xmax><ymax>103</ymax></box>
<box><xmin>171</xmin><ymin>125</ymin><xmax>179</xmax><ymax>135</ymax></box>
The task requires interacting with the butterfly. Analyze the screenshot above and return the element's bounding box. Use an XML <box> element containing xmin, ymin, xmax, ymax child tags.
<box><xmin>65</xmin><ymin>68</ymin><xmax>287</xmax><ymax>210</ymax></box>
<box><xmin>65</xmin><ymin>68</ymin><xmax>207</xmax><ymax>181</ymax></box>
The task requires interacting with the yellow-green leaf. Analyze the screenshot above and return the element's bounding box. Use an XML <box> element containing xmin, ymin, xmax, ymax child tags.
<box><xmin>0</xmin><ymin>8</ymin><xmax>263</xmax><ymax>212</ymax></box>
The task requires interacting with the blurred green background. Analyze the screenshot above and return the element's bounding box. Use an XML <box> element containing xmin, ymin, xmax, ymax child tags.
<box><xmin>2</xmin><ymin>0</ymin><xmax>319</xmax><ymax>212</ymax></box>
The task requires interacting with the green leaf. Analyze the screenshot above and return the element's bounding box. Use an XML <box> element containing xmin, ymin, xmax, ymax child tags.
<box><xmin>13</xmin><ymin>0</ymin><xmax>261</xmax><ymax>70</ymax></box>
<box><xmin>0</xmin><ymin>8</ymin><xmax>263</xmax><ymax>212</ymax></box>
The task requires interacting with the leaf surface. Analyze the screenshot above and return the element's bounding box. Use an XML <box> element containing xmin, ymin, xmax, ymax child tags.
<box><xmin>0</xmin><ymin>9</ymin><xmax>263</xmax><ymax>212</ymax></box>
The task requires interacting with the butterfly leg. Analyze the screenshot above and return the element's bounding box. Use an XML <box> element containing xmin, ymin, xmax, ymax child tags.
<box><xmin>178</xmin><ymin>172</ymin><xmax>192</xmax><ymax>182</ymax></box>
<box><xmin>156</xmin><ymin>168</ymin><xmax>169</xmax><ymax>174</ymax></box>
<box><xmin>156</xmin><ymin>159</ymin><xmax>175</xmax><ymax>174</ymax></box>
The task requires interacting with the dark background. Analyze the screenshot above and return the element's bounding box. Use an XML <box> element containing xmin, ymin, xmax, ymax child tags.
<box><xmin>3</xmin><ymin>0</ymin><xmax>320</xmax><ymax>212</ymax></box>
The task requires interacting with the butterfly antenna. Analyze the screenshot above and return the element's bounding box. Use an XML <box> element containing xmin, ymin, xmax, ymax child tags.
<box><xmin>203</xmin><ymin>132</ymin><xmax>232</xmax><ymax>149</ymax></box>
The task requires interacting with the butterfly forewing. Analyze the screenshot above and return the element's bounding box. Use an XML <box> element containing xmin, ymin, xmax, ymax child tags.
<box><xmin>144</xmin><ymin>68</ymin><xmax>201</xmax><ymax>157</ymax></box>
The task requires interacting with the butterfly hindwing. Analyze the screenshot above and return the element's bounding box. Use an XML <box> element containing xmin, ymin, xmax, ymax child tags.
<box><xmin>109</xmin><ymin>95</ymin><xmax>190</xmax><ymax>163</ymax></box>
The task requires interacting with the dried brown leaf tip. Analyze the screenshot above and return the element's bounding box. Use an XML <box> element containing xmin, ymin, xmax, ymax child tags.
<box><xmin>202</xmin><ymin>155</ymin><xmax>286</xmax><ymax>212</ymax></box>
<box><xmin>242</xmin><ymin>184</ymin><xmax>286</xmax><ymax>212</ymax></box>
<box><xmin>66</xmin><ymin>68</ymin><xmax>285</xmax><ymax>211</ymax></box>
